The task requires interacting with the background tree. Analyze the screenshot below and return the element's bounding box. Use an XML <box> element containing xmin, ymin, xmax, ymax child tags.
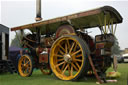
<box><xmin>10</xmin><ymin>31</ymin><xmax>22</xmax><ymax>47</ymax></box>
<box><xmin>111</xmin><ymin>37</ymin><xmax>121</xmax><ymax>55</ymax></box>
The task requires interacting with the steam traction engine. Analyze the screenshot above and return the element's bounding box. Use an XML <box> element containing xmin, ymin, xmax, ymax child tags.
<box><xmin>11</xmin><ymin>6</ymin><xmax>123</xmax><ymax>83</ymax></box>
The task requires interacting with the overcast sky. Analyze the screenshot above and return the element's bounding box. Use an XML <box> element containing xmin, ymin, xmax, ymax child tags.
<box><xmin>1</xmin><ymin>0</ymin><xmax>128</xmax><ymax>50</ymax></box>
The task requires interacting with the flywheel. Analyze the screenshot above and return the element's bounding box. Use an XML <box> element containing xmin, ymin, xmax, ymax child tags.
<box><xmin>40</xmin><ymin>65</ymin><xmax>52</xmax><ymax>75</ymax></box>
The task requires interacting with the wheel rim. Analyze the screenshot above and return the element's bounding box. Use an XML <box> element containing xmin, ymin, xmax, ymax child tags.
<box><xmin>18</xmin><ymin>55</ymin><xmax>32</xmax><ymax>77</ymax></box>
<box><xmin>50</xmin><ymin>36</ymin><xmax>85</xmax><ymax>80</ymax></box>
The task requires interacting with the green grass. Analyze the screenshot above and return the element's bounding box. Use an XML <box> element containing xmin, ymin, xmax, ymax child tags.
<box><xmin>0</xmin><ymin>64</ymin><xmax>128</xmax><ymax>85</ymax></box>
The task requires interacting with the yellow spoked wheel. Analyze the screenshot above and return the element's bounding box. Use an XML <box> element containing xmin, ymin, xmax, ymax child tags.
<box><xmin>18</xmin><ymin>55</ymin><xmax>33</xmax><ymax>77</ymax></box>
<box><xmin>40</xmin><ymin>66</ymin><xmax>52</xmax><ymax>75</ymax></box>
<box><xmin>50</xmin><ymin>35</ymin><xmax>89</xmax><ymax>80</ymax></box>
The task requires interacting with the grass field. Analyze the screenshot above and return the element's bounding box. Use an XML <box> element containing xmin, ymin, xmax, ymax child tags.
<box><xmin>0</xmin><ymin>63</ymin><xmax>128</xmax><ymax>85</ymax></box>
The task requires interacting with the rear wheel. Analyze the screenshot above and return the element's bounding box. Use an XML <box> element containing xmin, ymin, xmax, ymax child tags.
<box><xmin>50</xmin><ymin>35</ymin><xmax>90</xmax><ymax>80</ymax></box>
<box><xmin>18</xmin><ymin>55</ymin><xmax>33</xmax><ymax>77</ymax></box>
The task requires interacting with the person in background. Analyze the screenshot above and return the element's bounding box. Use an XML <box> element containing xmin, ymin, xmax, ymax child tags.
<box><xmin>16</xmin><ymin>45</ymin><xmax>30</xmax><ymax>70</ymax></box>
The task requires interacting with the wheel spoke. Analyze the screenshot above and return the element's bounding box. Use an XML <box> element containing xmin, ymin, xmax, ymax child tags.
<box><xmin>69</xmin><ymin>42</ymin><xmax>75</xmax><ymax>54</ymax></box>
<box><xmin>61</xmin><ymin>62</ymin><xmax>66</xmax><ymax>71</ymax></box>
<box><xmin>23</xmin><ymin>69</ymin><xmax>25</xmax><ymax>73</ymax></box>
<box><xmin>67</xmin><ymin>39</ymin><xmax>70</xmax><ymax>49</ymax></box>
<box><xmin>57</xmin><ymin>58</ymin><xmax>64</xmax><ymax>62</ymax></box>
<box><xmin>26</xmin><ymin>61</ymin><xmax>30</xmax><ymax>64</ymax></box>
<box><xmin>62</xmin><ymin>64</ymin><xmax>69</xmax><ymax>75</ymax></box>
<box><xmin>26</xmin><ymin>63</ymin><xmax>30</xmax><ymax>67</ymax></box>
<box><xmin>28</xmin><ymin>67</ymin><xmax>31</xmax><ymax>72</ymax></box>
<box><xmin>73</xmin><ymin>43</ymin><xmax>77</xmax><ymax>52</ymax></box>
<box><xmin>59</xmin><ymin>50</ymin><xmax>64</xmax><ymax>55</ymax></box>
<box><xmin>71</xmin><ymin>49</ymin><xmax>81</xmax><ymax>56</ymax></box>
<box><xmin>74</xmin><ymin>59</ymin><xmax>82</xmax><ymax>62</ymax></box>
<box><xmin>71</xmin><ymin>63</ymin><xmax>78</xmax><ymax>71</ymax></box>
<box><xmin>75</xmin><ymin>62</ymin><xmax>80</xmax><ymax>68</ymax></box>
<box><xmin>54</xmin><ymin>54</ymin><xmax>63</xmax><ymax>57</ymax></box>
<box><xmin>25</xmin><ymin>68</ymin><xmax>29</xmax><ymax>73</ymax></box>
<box><xmin>25</xmin><ymin>68</ymin><xmax>28</xmax><ymax>73</ymax></box>
<box><xmin>55</xmin><ymin>61</ymin><xmax>65</xmax><ymax>68</ymax></box>
<box><xmin>76</xmin><ymin>54</ymin><xmax>82</xmax><ymax>58</ymax></box>
<box><xmin>68</xmin><ymin>64</ymin><xmax>71</xmax><ymax>76</ymax></box>
<box><xmin>27</xmin><ymin>68</ymin><xmax>29</xmax><ymax>73</ymax></box>
<box><xmin>58</xmin><ymin>44</ymin><xmax>65</xmax><ymax>52</ymax></box>
<box><xmin>65</xmin><ymin>43</ymin><xmax>68</xmax><ymax>54</ymax></box>
<box><xmin>23</xmin><ymin>58</ymin><xmax>26</xmax><ymax>64</ymax></box>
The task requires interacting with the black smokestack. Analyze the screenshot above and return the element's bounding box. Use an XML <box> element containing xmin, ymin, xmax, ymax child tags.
<box><xmin>35</xmin><ymin>0</ymin><xmax>42</xmax><ymax>21</ymax></box>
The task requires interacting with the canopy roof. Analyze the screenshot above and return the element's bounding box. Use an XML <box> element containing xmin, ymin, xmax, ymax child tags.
<box><xmin>11</xmin><ymin>6</ymin><xmax>123</xmax><ymax>35</ymax></box>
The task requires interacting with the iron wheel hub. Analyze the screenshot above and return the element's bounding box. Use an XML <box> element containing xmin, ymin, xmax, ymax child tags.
<box><xmin>64</xmin><ymin>54</ymin><xmax>72</xmax><ymax>63</ymax></box>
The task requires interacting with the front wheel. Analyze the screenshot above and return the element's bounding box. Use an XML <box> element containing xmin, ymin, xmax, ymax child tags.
<box><xmin>49</xmin><ymin>35</ymin><xmax>90</xmax><ymax>81</ymax></box>
<box><xmin>18</xmin><ymin>55</ymin><xmax>33</xmax><ymax>77</ymax></box>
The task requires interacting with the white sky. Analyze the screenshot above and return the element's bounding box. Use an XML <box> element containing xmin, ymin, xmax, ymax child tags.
<box><xmin>0</xmin><ymin>1</ymin><xmax>1</xmax><ymax>23</ymax></box>
<box><xmin>1</xmin><ymin>0</ymin><xmax>128</xmax><ymax>50</ymax></box>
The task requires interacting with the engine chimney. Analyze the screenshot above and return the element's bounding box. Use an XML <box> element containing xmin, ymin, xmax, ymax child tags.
<box><xmin>35</xmin><ymin>0</ymin><xmax>42</xmax><ymax>21</ymax></box>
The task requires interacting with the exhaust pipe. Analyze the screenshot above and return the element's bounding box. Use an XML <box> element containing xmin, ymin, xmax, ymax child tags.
<box><xmin>35</xmin><ymin>0</ymin><xmax>42</xmax><ymax>21</ymax></box>
<box><xmin>35</xmin><ymin>0</ymin><xmax>42</xmax><ymax>44</ymax></box>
